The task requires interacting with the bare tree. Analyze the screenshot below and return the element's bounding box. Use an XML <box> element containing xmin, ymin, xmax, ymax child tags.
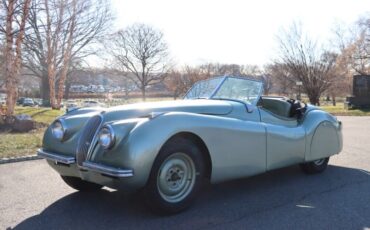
<box><xmin>23</xmin><ymin>0</ymin><xmax>111</xmax><ymax>108</ymax></box>
<box><xmin>327</xmin><ymin>15</ymin><xmax>370</xmax><ymax>102</ymax></box>
<box><xmin>0</xmin><ymin>0</ymin><xmax>31</xmax><ymax>115</ymax></box>
<box><xmin>0</xmin><ymin>43</ymin><xmax>4</xmax><ymax>88</ymax></box>
<box><xmin>164</xmin><ymin>70</ymin><xmax>183</xmax><ymax>99</ymax></box>
<box><xmin>217</xmin><ymin>64</ymin><xmax>244</xmax><ymax>76</ymax></box>
<box><xmin>196</xmin><ymin>63</ymin><xmax>265</xmax><ymax>79</ymax></box>
<box><xmin>165</xmin><ymin>63</ymin><xmax>268</xmax><ymax>98</ymax></box>
<box><xmin>349</xmin><ymin>16</ymin><xmax>370</xmax><ymax>74</ymax></box>
<box><xmin>257</xmin><ymin>74</ymin><xmax>273</xmax><ymax>95</ymax></box>
<box><xmin>100</xmin><ymin>68</ymin><xmax>136</xmax><ymax>101</ymax></box>
<box><xmin>275</xmin><ymin>22</ymin><xmax>336</xmax><ymax>105</ymax></box>
<box><xmin>331</xmin><ymin>15</ymin><xmax>370</xmax><ymax>77</ymax></box>
<box><xmin>242</xmin><ymin>64</ymin><xmax>262</xmax><ymax>76</ymax></box>
<box><xmin>264</xmin><ymin>63</ymin><xmax>296</xmax><ymax>96</ymax></box>
<box><xmin>165</xmin><ymin>65</ymin><xmax>209</xmax><ymax>99</ymax></box>
<box><xmin>108</xmin><ymin>23</ymin><xmax>170</xmax><ymax>101</ymax></box>
<box><xmin>326</xmin><ymin>43</ymin><xmax>353</xmax><ymax>104</ymax></box>
<box><xmin>195</xmin><ymin>63</ymin><xmax>248</xmax><ymax>77</ymax></box>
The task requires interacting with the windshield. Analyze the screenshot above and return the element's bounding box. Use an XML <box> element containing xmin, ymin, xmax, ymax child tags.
<box><xmin>184</xmin><ymin>76</ymin><xmax>263</xmax><ymax>105</ymax></box>
<box><xmin>184</xmin><ymin>77</ymin><xmax>224</xmax><ymax>99</ymax></box>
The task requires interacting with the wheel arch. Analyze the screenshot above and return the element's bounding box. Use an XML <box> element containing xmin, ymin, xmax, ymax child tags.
<box><xmin>155</xmin><ymin>132</ymin><xmax>212</xmax><ymax>180</ymax></box>
<box><xmin>309</xmin><ymin>120</ymin><xmax>341</xmax><ymax>160</ymax></box>
<box><xmin>302</xmin><ymin>109</ymin><xmax>343</xmax><ymax>161</ymax></box>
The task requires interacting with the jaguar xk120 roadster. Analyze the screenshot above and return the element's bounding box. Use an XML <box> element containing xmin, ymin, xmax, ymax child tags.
<box><xmin>38</xmin><ymin>76</ymin><xmax>342</xmax><ymax>214</ymax></box>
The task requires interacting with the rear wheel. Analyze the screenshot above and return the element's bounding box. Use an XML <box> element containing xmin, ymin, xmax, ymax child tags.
<box><xmin>300</xmin><ymin>157</ymin><xmax>330</xmax><ymax>174</ymax></box>
<box><xmin>61</xmin><ymin>176</ymin><xmax>103</xmax><ymax>191</ymax></box>
<box><xmin>144</xmin><ymin>137</ymin><xmax>206</xmax><ymax>214</ymax></box>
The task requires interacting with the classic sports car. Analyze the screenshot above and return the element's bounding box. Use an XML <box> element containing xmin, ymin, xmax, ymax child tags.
<box><xmin>38</xmin><ymin>76</ymin><xmax>342</xmax><ymax>214</ymax></box>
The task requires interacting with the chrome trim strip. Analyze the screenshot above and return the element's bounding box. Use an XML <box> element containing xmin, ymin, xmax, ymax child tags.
<box><xmin>85</xmin><ymin>113</ymin><xmax>104</xmax><ymax>161</ymax></box>
<box><xmin>37</xmin><ymin>149</ymin><xmax>76</xmax><ymax>164</ymax></box>
<box><xmin>82</xmin><ymin>161</ymin><xmax>134</xmax><ymax>178</ymax></box>
<box><xmin>75</xmin><ymin>113</ymin><xmax>104</xmax><ymax>167</ymax></box>
<box><xmin>210</xmin><ymin>76</ymin><xmax>228</xmax><ymax>98</ymax></box>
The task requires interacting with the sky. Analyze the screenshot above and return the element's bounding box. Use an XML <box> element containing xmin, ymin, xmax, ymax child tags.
<box><xmin>111</xmin><ymin>0</ymin><xmax>368</xmax><ymax>67</ymax></box>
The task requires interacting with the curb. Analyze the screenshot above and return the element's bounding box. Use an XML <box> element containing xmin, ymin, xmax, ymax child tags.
<box><xmin>0</xmin><ymin>155</ymin><xmax>42</xmax><ymax>164</ymax></box>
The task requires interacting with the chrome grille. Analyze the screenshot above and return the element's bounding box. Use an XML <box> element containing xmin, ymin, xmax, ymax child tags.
<box><xmin>76</xmin><ymin>114</ymin><xmax>103</xmax><ymax>166</ymax></box>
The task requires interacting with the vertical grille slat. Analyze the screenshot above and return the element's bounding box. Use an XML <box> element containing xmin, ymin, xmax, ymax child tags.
<box><xmin>76</xmin><ymin>114</ymin><xmax>103</xmax><ymax>166</ymax></box>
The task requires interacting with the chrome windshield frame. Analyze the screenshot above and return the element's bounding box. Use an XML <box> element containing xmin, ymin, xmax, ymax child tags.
<box><xmin>210</xmin><ymin>76</ymin><xmax>228</xmax><ymax>98</ymax></box>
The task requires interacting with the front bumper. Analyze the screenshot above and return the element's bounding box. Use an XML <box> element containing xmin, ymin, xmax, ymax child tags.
<box><xmin>37</xmin><ymin>149</ymin><xmax>76</xmax><ymax>164</ymax></box>
<box><xmin>37</xmin><ymin>149</ymin><xmax>134</xmax><ymax>178</ymax></box>
<box><xmin>82</xmin><ymin>161</ymin><xmax>134</xmax><ymax>178</ymax></box>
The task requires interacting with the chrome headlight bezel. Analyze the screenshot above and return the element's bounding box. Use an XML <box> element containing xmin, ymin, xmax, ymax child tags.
<box><xmin>51</xmin><ymin>119</ymin><xmax>67</xmax><ymax>141</ymax></box>
<box><xmin>98</xmin><ymin>124</ymin><xmax>115</xmax><ymax>150</ymax></box>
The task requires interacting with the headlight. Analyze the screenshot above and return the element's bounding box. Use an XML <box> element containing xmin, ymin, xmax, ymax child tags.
<box><xmin>52</xmin><ymin>120</ymin><xmax>66</xmax><ymax>141</ymax></box>
<box><xmin>98</xmin><ymin>125</ymin><xmax>115</xmax><ymax>149</ymax></box>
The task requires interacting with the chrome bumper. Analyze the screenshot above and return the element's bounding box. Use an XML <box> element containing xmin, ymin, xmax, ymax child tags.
<box><xmin>37</xmin><ymin>149</ymin><xmax>134</xmax><ymax>178</ymax></box>
<box><xmin>82</xmin><ymin>161</ymin><xmax>134</xmax><ymax>178</ymax></box>
<box><xmin>37</xmin><ymin>149</ymin><xmax>76</xmax><ymax>164</ymax></box>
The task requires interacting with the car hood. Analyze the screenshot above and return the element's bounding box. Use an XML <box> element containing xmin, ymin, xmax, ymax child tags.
<box><xmin>68</xmin><ymin>99</ymin><xmax>233</xmax><ymax>122</ymax></box>
<box><xmin>44</xmin><ymin>99</ymin><xmax>233</xmax><ymax>156</ymax></box>
<box><xmin>99</xmin><ymin>99</ymin><xmax>233</xmax><ymax>121</ymax></box>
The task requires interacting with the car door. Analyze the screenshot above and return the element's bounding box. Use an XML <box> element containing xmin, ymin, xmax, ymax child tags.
<box><xmin>259</xmin><ymin>108</ymin><xmax>306</xmax><ymax>171</ymax></box>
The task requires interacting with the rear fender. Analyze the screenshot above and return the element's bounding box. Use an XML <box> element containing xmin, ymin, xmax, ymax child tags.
<box><xmin>302</xmin><ymin>110</ymin><xmax>343</xmax><ymax>161</ymax></box>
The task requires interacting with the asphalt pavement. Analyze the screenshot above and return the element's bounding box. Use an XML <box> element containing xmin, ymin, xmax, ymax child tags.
<box><xmin>1</xmin><ymin>116</ymin><xmax>370</xmax><ymax>230</ymax></box>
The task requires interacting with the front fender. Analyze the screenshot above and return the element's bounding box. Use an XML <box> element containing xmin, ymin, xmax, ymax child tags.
<box><xmin>42</xmin><ymin>111</ymin><xmax>101</xmax><ymax>157</ymax></box>
<box><xmin>89</xmin><ymin>111</ymin><xmax>266</xmax><ymax>188</ymax></box>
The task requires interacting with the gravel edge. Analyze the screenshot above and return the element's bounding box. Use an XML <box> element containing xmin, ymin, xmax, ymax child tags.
<box><xmin>0</xmin><ymin>155</ymin><xmax>42</xmax><ymax>164</ymax></box>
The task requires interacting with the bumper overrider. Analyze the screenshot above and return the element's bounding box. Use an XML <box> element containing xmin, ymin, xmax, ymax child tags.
<box><xmin>37</xmin><ymin>149</ymin><xmax>134</xmax><ymax>178</ymax></box>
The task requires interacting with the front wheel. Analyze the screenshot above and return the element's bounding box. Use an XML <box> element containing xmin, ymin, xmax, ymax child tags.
<box><xmin>144</xmin><ymin>137</ymin><xmax>206</xmax><ymax>214</ymax></box>
<box><xmin>300</xmin><ymin>157</ymin><xmax>330</xmax><ymax>174</ymax></box>
<box><xmin>61</xmin><ymin>176</ymin><xmax>103</xmax><ymax>191</ymax></box>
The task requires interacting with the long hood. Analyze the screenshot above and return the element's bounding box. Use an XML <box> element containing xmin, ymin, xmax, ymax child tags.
<box><xmin>44</xmin><ymin>99</ymin><xmax>233</xmax><ymax>156</ymax></box>
<box><xmin>67</xmin><ymin>99</ymin><xmax>233</xmax><ymax>123</ymax></box>
<box><xmin>102</xmin><ymin>99</ymin><xmax>233</xmax><ymax>121</ymax></box>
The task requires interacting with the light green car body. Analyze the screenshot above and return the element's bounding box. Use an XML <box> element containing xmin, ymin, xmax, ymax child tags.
<box><xmin>38</xmin><ymin>96</ymin><xmax>342</xmax><ymax>191</ymax></box>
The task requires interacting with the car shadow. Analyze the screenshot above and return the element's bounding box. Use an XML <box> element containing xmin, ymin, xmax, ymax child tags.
<box><xmin>11</xmin><ymin>165</ymin><xmax>370</xmax><ymax>230</ymax></box>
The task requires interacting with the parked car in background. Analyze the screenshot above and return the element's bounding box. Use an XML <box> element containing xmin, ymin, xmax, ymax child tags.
<box><xmin>22</xmin><ymin>98</ymin><xmax>35</xmax><ymax>107</ymax></box>
<box><xmin>82</xmin><ymin>100</ymin><xmax>104</xmax><ymax>107</ymax></box>
<box><xmin>66</xmin><ymin>100</ymin><xmax>79</xmax><ymax>112</ymax></box>
<box><xmin>33</xmin><ymin>99</ymin><xmax>43</xmax><ymax>106</ymax></box>
<box><xmin>96</xmin><ymin>85</ymin><xmax>105</xmax><ymax>93</ymax></box>
<box><xmin>87</xmin><ymin>85</ymin><xmax>97</xmax><ymax>93</ymax></box>
<box><xmin>17</xmin><ymin>97</ymin><xmax>25</xmax><ymax>105</ymax></box>
<box><xmin>38</xmin><ymin>76</ymin><xmax>343</xmax><ymax>214</ymax></box>
<box><xmin>0</xmin><ymin>97</ymin><xmax>5</xmax><ymax>105</ymax></box>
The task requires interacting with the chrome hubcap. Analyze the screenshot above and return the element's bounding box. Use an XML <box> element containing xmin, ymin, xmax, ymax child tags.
<box><xmin>157</xmin><ymin>152</ymin><xmax>196</xmax><ymax>203</ymax></box>
<box><xmin>313</xmin><ymin>159</ymin><xmax>325</xmax><ymax>166</ymax></box>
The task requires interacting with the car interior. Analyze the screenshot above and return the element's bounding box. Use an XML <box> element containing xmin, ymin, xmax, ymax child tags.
<box><xmin>258</xmin><ymin>96</ymin><xmax>306</xmax><ymax>119</ymax></box>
